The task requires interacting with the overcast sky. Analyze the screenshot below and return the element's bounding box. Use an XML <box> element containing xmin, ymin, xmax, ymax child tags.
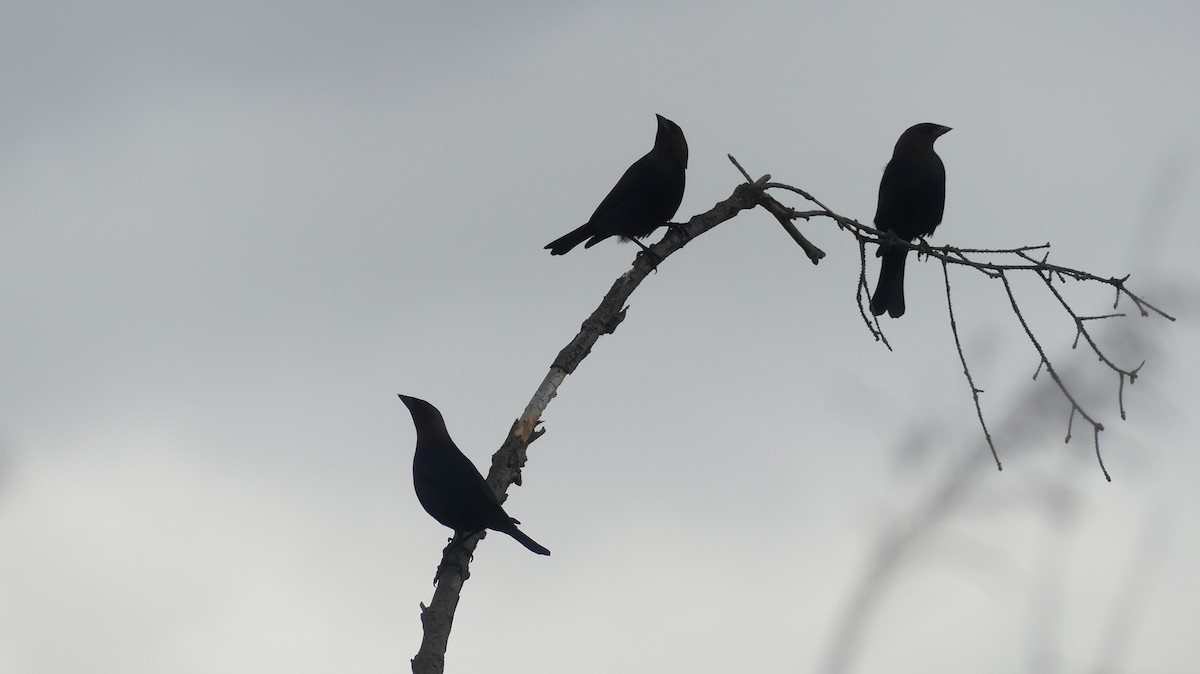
<box><xmin>2</xmin><ymin>2</ymin><xmax>1199</xmax><ymax>673</ymax></box>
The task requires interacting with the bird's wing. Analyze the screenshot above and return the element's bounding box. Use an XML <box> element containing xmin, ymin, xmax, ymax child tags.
<box><xmin>439</xmin><ymin>446</ymin><xmax>502</xmax><ymax>507</ymax></box>
<box><xmin>589</xmin><ymin>153</ymin><xmax>655</xmax><ymax>222</ymax></box>
<box><xmin>874</xmin><ymin>153</ymin><xmax>946</xmax><ymax>235</ymax></box>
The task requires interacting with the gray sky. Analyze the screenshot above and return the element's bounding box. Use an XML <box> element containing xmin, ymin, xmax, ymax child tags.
<box><xmin>2</xmin><ymin>1</ymin><xmax>1198</xmax><ymax>673</ymax></box>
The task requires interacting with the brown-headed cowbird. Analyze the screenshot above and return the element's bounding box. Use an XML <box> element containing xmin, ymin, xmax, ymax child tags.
<box><xmin>398</xmin><ymin>395</ymin><xmax>550</xmax><ymax>556</ymax></box>
<box><xmin>870</xmin><ymin>123</ymin><xmax>952</xmax><ymax>318</ymax></box>
<box><xmin>545</xmin><ymin>114</ymin><xmax>688</xmax><ymax>255</ymax></box>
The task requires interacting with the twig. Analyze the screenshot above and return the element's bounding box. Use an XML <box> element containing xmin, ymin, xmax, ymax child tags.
<box><xmin>854</xmin><ymin>236</ymin><xmax>890</xmax><ymax>349</ymax></box>
<box><xmin>942</xmin><ymin>260</ymin><xmax>1001</xmax><ymax>470</ymax></box>
<box><xmin>742</xmin><ymin>159</ymin><xmax>1171</xmax><ymax>479</ymax></box>
<box><xmin>729</xmin><ymin>155</ymin><xmax>825</xmax><ymax>263</ymax></box>
<box><xmin>414</xmin><ymin>163</ymin><xmax>1173</xmax><ymax>669</ymax></box>
<box><xmin>1000</xmin><ymin>271</ymin><xmax>1111</xmax><ymax>481</ymax></box>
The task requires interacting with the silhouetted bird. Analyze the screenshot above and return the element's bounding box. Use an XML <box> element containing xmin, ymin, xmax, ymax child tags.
<box><xmin>398</xmin><ymin>395</ymin><xmax>550</xmax><ymax>556</ymax></box>
<box><xmin>870</xmin><ymin>122</ymin><xmax>952</xmax><ymax>318</ymax></box>
<box><xmin>545</xmin><ymin>114</ymin><xmax>688</xmax><ymax>255</ymax></box>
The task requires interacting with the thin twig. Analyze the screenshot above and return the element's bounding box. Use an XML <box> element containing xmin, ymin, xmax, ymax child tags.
<box><xmin>942</xmin><ymin>260</ymin><xmax>1001</xmax><ymax>470</ymax></box>
<box><xmin>854</xmin><ymin>237</ymin><xmax>890</xmax><ymax>349</ymax></box>
<box><xmin>1000</xmin><ymin>271</ymin><xmax>1111</xmax><ymax>481</ymax></box>
<box><xmin>745</xmin><ymin>160</ymin><xmax>1171</xmax><ymax>479</ymax></box>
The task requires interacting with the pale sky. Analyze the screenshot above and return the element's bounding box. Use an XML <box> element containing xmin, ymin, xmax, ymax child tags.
<box><xmin>2</xmin><ymin>2</ymin><xmax>1199</xmax><ymax>673</ymax></box>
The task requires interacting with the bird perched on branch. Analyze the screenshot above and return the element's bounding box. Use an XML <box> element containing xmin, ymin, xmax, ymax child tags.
<box><xmin>398</xmin><ymin>395</ymin><xmax>550</xmax><ymax>556</ymax></box>
<box><xmin>870</xmin><ymin>122</ymin><xmax>952</xmax><ymax>318</ymax></box>
<box><xmin>544</xmin><ymin>114</ymin><xmax>688</xmax><ymax>255</ymax></box>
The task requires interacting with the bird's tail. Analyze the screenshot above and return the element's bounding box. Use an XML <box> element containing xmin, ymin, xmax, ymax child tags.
<box><xmin>870</xmin><ymin>247</ymin><xmax>909</xmax><ymax>318</ymax></box>
<box><xmin>501</xmin><ymin>520</ymin><xmax>551</xmax><ymax>555</ymax></box>
<box><xmin>545</xmin><ymin>224</ymin><xmax>593</xmax><ymax>256</ymax></box>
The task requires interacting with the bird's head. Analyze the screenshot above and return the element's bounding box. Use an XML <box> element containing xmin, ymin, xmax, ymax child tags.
<box><xmin>398</xmin><ymin>394</ymin><xmax>449</xmax><ymax>438</ymax></box>
<box><xmin>655</xmin><ymin>114</ymin><xmax>689</xmax><ymax>167</ymax></box>
<box><xmin>896</xmin><ymin>122</ymin><xmax>952</xmax><ymax>150</ymax></box>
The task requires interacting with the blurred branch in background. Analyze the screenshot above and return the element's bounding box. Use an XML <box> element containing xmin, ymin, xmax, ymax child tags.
<box><xmin>818</xmin><ymin>370</ymin><xmax>1074</xmax><ymax>674</ymax></box>
<box><xmin>819</xmin><ymin>287</ymin><xmax>1181</xmax><ymax>674</ymax></box>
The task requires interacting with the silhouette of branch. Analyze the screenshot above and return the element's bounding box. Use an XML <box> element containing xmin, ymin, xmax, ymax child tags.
<box><xmin>857</xmin><ymin>238</ymin><xmax>891</xmax><ymax>348</ymax></box>
<box><xmin>729</xmin><ymin>154</ymin><xmax>826</xmax><ymax>264</ymax></box>
<box><xmin>942</xmin><ymin>260</ymin><xmax>1000</xmax><ymax>470</ymax></box>
<box><xmin>1000</xmin><ymin>271</ymin><xmax>1113</xmax><ymax>479</ymax></box>
<box><xmin>742</xmin><ymin>157</ymin><xmax>1173</xmax><ymax>479</ymax></box>
<box><xmin>412</xmin><ymin>160</ymin><xmax>1175</xmax><ymax>672</ymax></box>
<box><xmin>411</xmin><ymin>176</ymin><xmax>766</xmax><ymax>674</ymax></box>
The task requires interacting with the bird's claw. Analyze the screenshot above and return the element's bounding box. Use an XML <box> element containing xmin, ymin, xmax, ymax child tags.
<box><xmin>636</xmin><ymin>247</ymin><xmax>664</xmax><ymax>271</ymax></box>
<box><xmin>433</xmin><ymin>556</ymin><xmax>470</xmax><ymax>585</ymax></box>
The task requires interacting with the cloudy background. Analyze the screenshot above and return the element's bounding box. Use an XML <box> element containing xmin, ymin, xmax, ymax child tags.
<box><xmin>2</xmin><ymin>1</ymin><xmax>1198</xmax><ymax>672</ymax></box>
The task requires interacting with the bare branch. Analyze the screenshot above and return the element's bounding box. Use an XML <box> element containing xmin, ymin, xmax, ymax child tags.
<box><xmin>1000</xmin><ymin>271</ymin><xmax>1111</xmax><ymax>481</ymax></box>
<box><xmin>727</xmin><ymin>153</ymin><xmax>754</xmax><ymax>183</ymax></box>
<box><xmin>755</xmin><ymin>164</ymin><xmax>1176</xmax><ymax>324</ymax></box>
<box><xmin>414</xmin><ymin>163</ymin><xmax>1173</xmax><ymax>669</ymax></box>
<box><xmin>728</xmin><ymin>155</ymin><xmax>825</xmax><ymax>263</ymax></box>
<box><xmin>1020</xmin><ymin>255</ymin><xmax>1146</xmax><ymax>428</ymax></box>
<box><xmin>760</xmin><ymin>193</ymin><xmax>826</xmax><ymax>264</ymax></box>
<box><xmin>411</xmin><ymin>176</ymin><xmax>764</xmax><ymax>674</ymax></box>
<box><xmin>942</xmin><ymin>260</ymin><xmax>1001</xmax><ymax>471</ymax></box>
<box><xmin>854</xmin><ymin>236</ymin><xmax>890</xmax><ymax>349</ymax></box>
<box><xmin>739</xmin><ymin>160</ymin><xmax>1171</xmax><ymax>479</ymax></box>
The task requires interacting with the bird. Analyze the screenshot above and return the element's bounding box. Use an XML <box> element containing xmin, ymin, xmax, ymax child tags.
<box><xmin>544</xmin><ymin>114</ymin><xmax>688</xmax><ymax>256</ymax></box>
<box><xmin>397</xmin><ymin>394</ymin><xmax>550</xmax><ymax>556</ymax></box>
<box><xmin>870</xmin><ymin>122</ymin><xmax>952</xmax><ymax>318</ymax></box>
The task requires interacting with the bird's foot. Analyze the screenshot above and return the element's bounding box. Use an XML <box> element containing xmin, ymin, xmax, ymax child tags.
<box><xmin>432</xmin><ymin>534</ymin><xmax>478</xmax><ymax>585</ymax></box>
<box><xmin>433</xmin><ymin>556</ymin><xmax>471</xmax><ymax>585</ymax></box>
<box><xmin>875</xmin><ymin>230</ymin><xmax>898</xmax><ymax>256</ymax></box>
<box><xmin>636</xmin><ymin>247</ymin><xmax>664</xmax><ymax>272</ymax></box>
<box><xmin>632</xmin><ymin>237</ymin><xmax>664</xmax><ymax>270</ymax></box>
<box><xmin>444</xmin><ymin>531</ymin><xmax>482</xmax><ymax>559</ymax></box>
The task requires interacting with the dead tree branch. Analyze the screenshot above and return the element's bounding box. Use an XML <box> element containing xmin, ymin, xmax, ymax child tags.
<box><xmin>740</xmin><ymin>156</ymin><xmax>1173</xmax><ymax>479</ymax></box>
<box><xmin>411</xmin><ymin>159</ymin><xmax>1173</xmax><ymax>671</ymax></box>
<box><xmin>411</xmin><ymin>175</ymin><xmax>768</xmax><ymax>674</ymax></box>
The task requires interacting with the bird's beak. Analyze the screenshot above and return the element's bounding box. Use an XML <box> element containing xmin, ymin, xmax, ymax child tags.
<box><xmin>655</xmin><ymin>113</ymin><xmax>667</xmax><ymax>128</ymax></box>
<box><xmin>397</xmin><ymin>394</ymin><xmax>414</xmax><ymax>408</ymax></box>
<box><xmin>936</xmin><ymin>125</ymin><xmax>952</xmax><ymax>136</ymax></box>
